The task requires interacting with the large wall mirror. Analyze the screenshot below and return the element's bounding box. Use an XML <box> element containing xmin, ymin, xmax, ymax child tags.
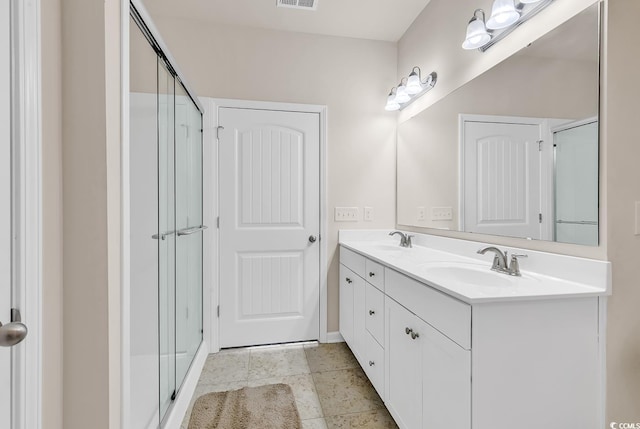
<box><xmin>397</xmin><ymin>4</ymin><xmax>600</xmax><ymax>246</ymax></box>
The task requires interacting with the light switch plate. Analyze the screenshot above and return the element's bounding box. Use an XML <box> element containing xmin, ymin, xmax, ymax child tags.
<box><xmin>364</xmin><ymin>207</ymin><xmax>374</xmax><ymax>222</ymax></box>
<box><xmin>417</xmin><ymin>207</ymin><xmax>425</xmax><ymax>221</ymax></box>
<box><xmin>635</xmin><ymin>202</ymin><xmax>640</xmax><ymax>235</ymax></box>
<box><xmin>335</xmin><ymin>207</ymin><xmax>359</xmax><ymax>222</ymax></box>
<box><xmin>432</xmin><ymin>207</ymin><xmax>453</xmax><ymax>221</ymax></box>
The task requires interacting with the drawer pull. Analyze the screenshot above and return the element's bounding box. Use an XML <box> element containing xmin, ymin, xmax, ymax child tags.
<box><xmin>345</xmin><ymin>278</ymin><xmax>352</xmax><ymax>284</ymax></box>
<box><xmin>369</xmin><ymin>310</ymin><xmax>375</xmax><ymax>316</ymax></box>
<box><xmin>405</xmin><ymin>327</ymin><xmax>413</xmax><ymax>335</ymax></box>
<box><xmin>369</xmin><ymin>361</ymin><xmax>375</xmax><ymax>366</ymax></box>
<box><xmin>369</xmin><ymin>272</ymin><xmax>376</xmax><ymax>277</ymax></box>
<box><xmin>411</xmin><ymin>331</ymin><xmax>420</xmax><ymax>340</ymax></box>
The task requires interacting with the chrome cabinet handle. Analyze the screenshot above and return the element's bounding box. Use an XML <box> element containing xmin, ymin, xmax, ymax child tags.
<box><xmin>369</xmin><ymin>272</ymin><xmax>375</xmax><ymax>277</ymax></box>
<box><xmin>308</xmin><ymin>235</ymin><xmax>317</xmax><ymax>243</ymax></box>
<box><xmin>0</xmin><ymin>309</ymin><xmax>28</xmax><ymax>348</ymax></box>
<box><xmin>405</xmin><ymin>327</ymin><xmax>413</xmax><ymax>335</ymax></box>
<box><xmin>369</xmin><ymin>310</ymin><xmax>375</xmax><ymax>315</ymax></box>
<box><xmin>345</xmin><ymin>278</ymin><xmax>352</xmax><ymax>284</ymax></box>
<box><xmin>369</xmin><ymin>361</ymin><xmax>375</xmax><ymax>366</ymax></box>
<box><xmin>177</xmin><ymin>225</ymin><xmax>208</xmax><ymax>236</ymax></box>
<box><xmin>411</xmin><ymin>331</ymin><xmax>420</xmax><ymax>340</ymax></box>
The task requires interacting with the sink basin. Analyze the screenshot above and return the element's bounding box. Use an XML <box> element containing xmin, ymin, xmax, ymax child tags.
<box><xmin>421</xmin><ymin>263</ymin><xmax>520</xmax><ymax>288</ymax></box>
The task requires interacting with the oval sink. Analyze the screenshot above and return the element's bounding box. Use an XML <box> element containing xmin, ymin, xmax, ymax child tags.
<box><xmin>423</xmin><ymin>264</ymin><xmax>514</xmax><ymax>288</ymax></box>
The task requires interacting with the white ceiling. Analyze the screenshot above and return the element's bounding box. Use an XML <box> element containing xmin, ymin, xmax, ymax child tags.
<box><xmin>143</xmin><ymin>0</ymin><xmax>433</xmax><ymax>42</ymax></box>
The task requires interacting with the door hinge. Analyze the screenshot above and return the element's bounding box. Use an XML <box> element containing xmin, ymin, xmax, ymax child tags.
<box><xmin>539</xmin><ymin>213</ymin><xmax>543</xmax><ymax>223</ymax></box>
<box><xmin>216</xmin><ymin>217</ymin><xmax>220</xmax><ymax>228</ymax></box>
<box><xmin>217</xmin><ymin>305</ymin><xmax>220</xmax><ymax>318</ymax></box>
<box><xmin>538</xmin><ymin>140</ymin><xmax>543</xmax><ymax>151</ymax></box>
<box><xmin>216</xmin><ymin>125</ymin><xmax>224</xmax><ymax>140</ymax></box>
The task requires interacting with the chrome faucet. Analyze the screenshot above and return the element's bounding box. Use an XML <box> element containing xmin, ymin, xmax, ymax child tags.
<box><xmin>477</xmin><ymin>247</ymin><xmax>527</xmax><ymax>276</ymax></box>
<box><xmin>389</xmin><ymin>231</ymin><xmax>413</xmax><ymax>248</ymax></box>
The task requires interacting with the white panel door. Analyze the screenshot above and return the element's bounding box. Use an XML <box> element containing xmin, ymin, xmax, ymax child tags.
<box><xmin>1</xmin><ymin>0</ymin><xmax>12</xmax><ymax>424</ymax></box>
<box><xmin>463</xmin><ymin>121</ymin><xmax>542</xmax><ymax>239</ymax></box>
<box><xmin>219</xmin><ymin>107</ymin><xmax>320</xmax><ymax>347</ymax></box>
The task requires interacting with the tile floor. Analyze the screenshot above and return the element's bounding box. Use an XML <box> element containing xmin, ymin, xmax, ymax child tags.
<box><xmin>181</xmin><ymin>342</ymin><xmax>398</xmax><ymax>429</ymax></box>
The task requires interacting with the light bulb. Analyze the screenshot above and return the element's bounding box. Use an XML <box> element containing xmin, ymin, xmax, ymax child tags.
<box><xmin>486</xmin><ymin>0</ymin><xmax>520</xmax><ymax>30</ymax></box>
<box><xmin>385</xmin><ymin>92</ymin><xmax>400</xmax><ymax>111</ymax></box>
<box><xmin>462</xmin><ymin>14</ymin><xmax>491</xmax><ymax>50</ymax></box>
<box><xmin>406</xmin><ymin>72</ymin><xmax>423</xmax><ymax>95</ymax></box>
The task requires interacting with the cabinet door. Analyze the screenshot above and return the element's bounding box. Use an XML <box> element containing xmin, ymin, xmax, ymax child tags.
<box><xmin>339</xmin><ymin>264</ymin><xmax>355</xmax><ymax>347</ymax></box>
<box><xmin>352</xmin><ymin>273</ymin><xmax>367</xmax><ymax>363</ymax></box>
<box><xmin>385</xmin><ymin>298</ymin><xmax>423</xmax><ymax>429</ymax></box>
<box><xmin>422</xmin><ymin>322</ymin><xmax>471</xmax><ymax>429</ymax></box>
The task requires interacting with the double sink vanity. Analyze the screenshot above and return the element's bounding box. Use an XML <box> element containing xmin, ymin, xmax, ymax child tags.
<box><xmin>338</xmin><ymin>230</ymin><xmax>610</xmax><ymax>429</ymax></box>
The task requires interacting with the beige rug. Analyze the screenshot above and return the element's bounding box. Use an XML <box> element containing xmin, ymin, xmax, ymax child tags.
<box><xmin>187</xmin><ymin>384</ymin><xmax>302</xmax><ymax>429</ymax></box>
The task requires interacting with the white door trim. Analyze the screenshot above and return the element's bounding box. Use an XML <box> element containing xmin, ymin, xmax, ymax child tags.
<box><xmin>205</xmin><ymin>98</ymin><xmax>328</xmax><ymax>350</ymax></box>
<box><xmin>10</xmin><ymin>0</ymin><xmax>43</xmax><ymax>427</ymax></box>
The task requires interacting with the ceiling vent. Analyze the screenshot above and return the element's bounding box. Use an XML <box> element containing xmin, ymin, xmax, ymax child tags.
<box><xmin>277</xmin><ymin>0</ymin><xmax>318</xmax><ymax>11</ymax></box>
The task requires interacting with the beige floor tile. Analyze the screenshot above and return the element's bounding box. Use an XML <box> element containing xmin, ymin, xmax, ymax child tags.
<box><xmin>248</xmin><ymin>345</ymin><xmax>310</xmax><ymax>380</ymax></box>
<box><xmin>304</xmin><ymin>342</ymin><xmax>359</xmax><ymax>373</ymax></box>
<box><xmin>302</xmin><ymin>418</ymin><xmax>329</xmax><ymax>429</ymax></box>
<box><xmin>248</xmin><ymin>373</ymin><xmax>323</xmax><ymax>420</ymax></box>
<box><xmin>198</xmin><ymin>349</ymin><xmax>250</xmax><ymax>384</ymax></box>
<box><xmin>325</xmin><ymin>409</ymin><xmax>399</xmax><ymax>429</ymax></box>
<box><xmin>313</xmin><ymin>368</ymin><xmax>384</xmax><ymax>417</ymax></box>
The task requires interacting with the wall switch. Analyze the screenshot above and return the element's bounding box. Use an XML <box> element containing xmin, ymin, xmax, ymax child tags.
<box><xmin>335</xmin><ymin>207</ymin><xmax>359</xmax><ymax>222</ymax></box>
<box><xmin>432</xmin><ymin>207</ymin><xmax>453</xmax><ymax>221</ymax></box>
<box><xmin>635</xmin><ymin>202</ymin><xmax>640</xmax><ymax>235</ymax></box>
<box><xmin>417</xmin><ymin>207</ymin><xmax>426</xmax><ymax>222</ymax></box>
<box><xmin>364</xmin><ymin>207</ymin><xmax>374</xmax><ymax>222</ymax></box>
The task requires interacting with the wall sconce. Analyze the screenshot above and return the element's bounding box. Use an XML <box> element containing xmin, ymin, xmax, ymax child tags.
<box><xmin>462</xmin><ymin>0</ymin><xmax>554</xmax><ymax>52</ymax></box>
<box><xmin>385</xmin><ymin>67</ymin><xmax>437</xmax><ymax>111</ymax></box>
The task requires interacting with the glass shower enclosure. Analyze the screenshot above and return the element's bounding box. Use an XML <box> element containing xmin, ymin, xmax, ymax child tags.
<box><xmin>129</xmin><ymin>7</ymin><xmax>204</xmax><ymax>427</ymax></box>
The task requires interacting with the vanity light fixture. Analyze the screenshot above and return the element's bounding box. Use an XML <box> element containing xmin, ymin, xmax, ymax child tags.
<box><xmin>385</xmin><ymin>67</ymin><xmax>437</xmax><ymax>111</ymax></box>
<box><xmin>462</xmin><ymin>0</ymin><xmax>554</xmax><ymax>52</ymax></box>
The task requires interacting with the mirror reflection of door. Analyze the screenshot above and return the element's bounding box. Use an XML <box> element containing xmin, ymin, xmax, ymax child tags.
<box><xmin>553</xmin><ymin>119</ymin><xmax>599</xmax><ymax>246</ymax></box>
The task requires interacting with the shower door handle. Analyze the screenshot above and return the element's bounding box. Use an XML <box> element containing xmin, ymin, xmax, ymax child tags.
<box><xmin>177</xmin><ymin>225</ymin><xmax>208</xmax><ymax>236</ymax></box>
<box><xmin>0</xmin><ymin>309</ymin><xmax>28</xmax><ymax>348</ymax></box>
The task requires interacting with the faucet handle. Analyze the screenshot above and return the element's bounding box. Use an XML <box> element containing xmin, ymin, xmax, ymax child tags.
<box><xmin>406</xmin><ymin>235</ymin><xmax>414</xmax><ymax>248</ymax></box>
<box><xmin>508</xmin><ymin>254</ymin><xmax>528</xmax><ymax>276</ymax></box>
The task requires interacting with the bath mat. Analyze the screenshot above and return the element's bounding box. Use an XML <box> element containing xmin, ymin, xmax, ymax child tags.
<box><xmin>187</xmin><ymin>383</ymin><xmax>302</xmax><ymax>429</ymax></box>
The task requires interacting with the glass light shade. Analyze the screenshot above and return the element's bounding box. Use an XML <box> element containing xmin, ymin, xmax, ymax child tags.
<box><xmin>385</xmin><ymin>93</ymin><xmax>400</xmax><ymax>111</ymax></box>
<box><xmin>486</xmin><ymin>0</ymin><xmax>520</xmax><ymax>30</ymax></box>
<box><xmin>462</xmin><ymin>17</ymin><xmax>492</xmax><ymax>50</ymax></box>
<box><xmin>406</xmin><ymin>72</ymin><xmax>423</xmax><ymax>95</ymax></box>
<box><xmin>394</xmin><ymin>84</ymin><xmax>411</xmax><ymax>104</ymax></box>
<box><xmin>519</xmin><ymin>0</ymin><xmax>542</xmax><ymax>3</ymax></box>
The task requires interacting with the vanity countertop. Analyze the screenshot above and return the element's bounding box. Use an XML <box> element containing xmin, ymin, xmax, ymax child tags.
<box><xmin>339</xmin><ymin>231</ymin><xmax>610</xmax><ymax>304</ymax></box>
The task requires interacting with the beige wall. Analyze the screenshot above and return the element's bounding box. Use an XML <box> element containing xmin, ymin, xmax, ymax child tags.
<box><xmin>41</xmin><ymin>0</ymin><xmax>63</xmax><ymax>427</ymax></box>
<box><xmin>605</xmin><ymin>0</ymin><xmax>640</xmax><ymax>421</ymax></box>
<box><xmin>60</xmin><ymin>0</ymin><xmax>121</xmax><ymax>427</ymax></box>
<box><xmin>148</xmin><ymin>16</ymin><xmax>398</xmax><ymax>332</ymax></box>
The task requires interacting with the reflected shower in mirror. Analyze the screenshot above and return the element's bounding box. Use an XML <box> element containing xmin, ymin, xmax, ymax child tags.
<box><xmin>397</xmin><ymin>4</ymin><xmax>600</xmax><ymax>245</ymax></box>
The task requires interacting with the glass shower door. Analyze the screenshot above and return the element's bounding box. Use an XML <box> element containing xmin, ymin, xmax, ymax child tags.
<box><xmin>554</xmin><ymin>120</ymin><xmax>599</xmax><ymax>245</ymax></box>
<box><xmin>175</xmin><ymin>83</ymin><xmax>203</xmax><ymax>388</ymax></box>
<box><xmin>158</xmin><ymin>59</ymin><xmax>176</xmax><ymax>418</ymax></box>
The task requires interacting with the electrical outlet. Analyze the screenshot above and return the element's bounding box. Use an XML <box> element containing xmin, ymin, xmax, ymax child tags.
<box><xmin>335</xmin><ymin>207</ymin><xmax>359</xmax><ymax>222</ymax></box>
<box><xmin>364</xmin><ymin>207</ymin><xmax>374</xmax><ymax>222</ymax></box>
<box><xmin>432</xmin><ymin>207</ymin><xmax>453</xmax><ymax>221</ymax></box>
<box><xmin>417</xmin><ymin>207</ymin><xmax>425</xmax><ymax>221</ymax></box>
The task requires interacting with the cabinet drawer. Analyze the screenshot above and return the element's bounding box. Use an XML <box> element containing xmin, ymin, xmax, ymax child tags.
<box><xmin>364</xmin><ymin>331</ymin><xmax>385</xmax><ymax>398</ymax></box>
<box><xmin>385</xmin><ymin>268</ymin><xmax>471</xmax><ymax>350</ymax></box>
<box><xmin>365</xmin><ymin>259</ymin><xmax>385</xmax><ymax>291</ymax></box>
<box><xmin>365</xmin><ymin>283</ymin><xmax>385</xmax><ymax>346</ymax></box>
<box><xmin>340</xmin><ymin>246</ymin><xmax>365</xmax><ymax>278</ymax></box>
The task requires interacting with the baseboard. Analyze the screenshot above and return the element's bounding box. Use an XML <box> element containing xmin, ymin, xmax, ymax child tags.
<box><xmin>324</xmin><ymin>331</ymin><xmax>344</xmax><ymax>343</ymax></box>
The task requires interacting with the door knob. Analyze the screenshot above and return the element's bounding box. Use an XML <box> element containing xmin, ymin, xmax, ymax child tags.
<box><xmin>0</xmin><ymin>309</ymin><xmax>28</xmax><ymax>348</ymax></box>
<box><xmin>308</xmin><ymin>235</ymin><xmax>317</xmax><ymax>243</ymax></box>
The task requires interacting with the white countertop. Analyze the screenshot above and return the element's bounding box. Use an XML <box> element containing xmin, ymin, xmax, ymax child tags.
<box><xmin>339</xmin><ymin>230</ymin><xmax>610</xmax><ymax>304</ymax></box>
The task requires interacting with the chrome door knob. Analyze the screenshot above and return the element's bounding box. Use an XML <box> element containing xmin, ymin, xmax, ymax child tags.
<box><xmin>0</xmin><ymin>309</ymin><xmax>28</xmax><ymax>347</ymax></box>
<box><xmin>308</xmin><ymin>235</ymin><xmax>317</xmax><ymax>243</ymax></box>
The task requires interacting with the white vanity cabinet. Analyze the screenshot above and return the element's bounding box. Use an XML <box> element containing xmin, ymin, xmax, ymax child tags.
<box><xmin>338</xmin><ymin>243</ymin><xmax>603</xmax><ymax>429</ymax></box>
<box><xmin>339</xmin><ymin>247</ymin><xmax>386</xmax><ymax>397</ymax></box>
